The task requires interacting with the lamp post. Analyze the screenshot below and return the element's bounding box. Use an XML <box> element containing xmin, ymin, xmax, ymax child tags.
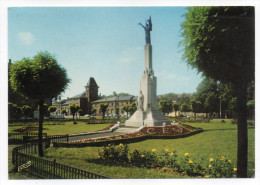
<box><xmin>219</xmin><ymin>96</ymin><xmax>222</xmax><ymax>119</ymax></box>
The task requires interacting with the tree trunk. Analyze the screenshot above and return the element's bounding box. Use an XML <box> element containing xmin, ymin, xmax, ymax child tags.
<box><xmin>38</xmin><ymin>99</ymin><xmax>44</xmax><ymax>157</ymax></box>
<box><xmin>235</xmin><ymin>83</ymin><xmax>248</xmax><ymax>177</ymax></box>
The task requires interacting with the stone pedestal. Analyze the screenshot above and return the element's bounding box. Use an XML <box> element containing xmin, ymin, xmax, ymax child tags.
<box><xmin>125</xmin><ymin>44</ymin><xmax>171</xmax><ymax>127</ymax></box>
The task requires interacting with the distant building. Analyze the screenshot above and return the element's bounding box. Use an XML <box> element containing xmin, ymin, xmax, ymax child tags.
<box><xmin>54</xmin><ymin>77</ymin><xmax>138</xmax><ymax>116</ymax></box>
<box><xmin>92</xmin><ymin>95</ymin><xmax>137</xmax><ymax>116</ymax></box>
<box><xmin>54</xmin><ymin>77</ymin><xmax>99</xmax><ymax>115</ymax></box>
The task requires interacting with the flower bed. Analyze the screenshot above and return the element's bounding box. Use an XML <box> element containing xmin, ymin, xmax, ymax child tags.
<box><xmin>53</xmin><ymin>124</ymin><xmax>202</xmax><ymax>147</ymax></box>
<box><xmin>13</xmin><ymin>127</ymin><xmax>49</xmax><ymax>133</ymax></box>
<box><xmin>98</xmin><ymin>144</ymin><xmax>238</xmax><ymax>178</ymax></box>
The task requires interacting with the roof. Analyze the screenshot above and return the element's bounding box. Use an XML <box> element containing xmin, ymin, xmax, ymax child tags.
<box><xmin>92</xmin><ymin>95</ymin><xmax>137</xmax><ymax>103</ymax></box>
<box><xmin>70</xmin><ymin>92</ymin><xmax>86</xmax><ymax>99</ymax></box>
<box><xmin>54</xmin><ymin>99</ymin><xmax>69</xmax><ymax>105</ymax></box>
<box><xmin>86</xmin><ymin>77</ymin><xmax>99</xmax><ymax>87</ymax></box>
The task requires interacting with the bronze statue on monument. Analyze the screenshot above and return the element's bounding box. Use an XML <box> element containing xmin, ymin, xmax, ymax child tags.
<box><xmin>138</xmin><ymin>16</ymin><xmax>152</xmax><ymax>44</ymax></box>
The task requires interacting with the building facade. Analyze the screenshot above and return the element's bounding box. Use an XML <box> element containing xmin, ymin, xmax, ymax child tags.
<box><xmin>54</xmin><ymin>77</ymin><xmax>137</xmax><ymax>117</ymax></box>
<box><xmin>92</xmin><ymin>95</ymin><xmax>137</xmax><ymax>116</ymax></box>
<box><xmin>55</xmin><ymin>77</ymin><xmax>99</xmax><ymax>116</ymax></box>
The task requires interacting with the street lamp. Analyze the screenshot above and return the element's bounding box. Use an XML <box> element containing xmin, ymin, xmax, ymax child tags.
<box><xmin>219</xmin><ymin>96</ymin><xmax>222</xmax><ymax>119</ymax></box>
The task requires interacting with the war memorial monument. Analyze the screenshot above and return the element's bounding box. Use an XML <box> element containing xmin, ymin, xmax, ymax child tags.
<box><xmin>125</xmin><ymin>17</ymin><xmax>171</xmax><ymax>127</ymax></box>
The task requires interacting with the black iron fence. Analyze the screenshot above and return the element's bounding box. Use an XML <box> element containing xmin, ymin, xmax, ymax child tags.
<box><xmin>9</xmin><ymin>133</ymin><xmax>48</xmax><ymax>143</ymax></box>
<box><xmin>12</xmin><ymin>137</ymin><xmax>109</xmax><ymax>179</ymax></box>
<box><xmin>15</xmin><ymin>152</ymin><xmax>108</xmax><ymax>179</ymax></box>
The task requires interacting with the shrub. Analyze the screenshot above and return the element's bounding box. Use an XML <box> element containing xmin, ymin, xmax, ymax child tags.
<box><xmin>129</xmin><ymin>149</ymin><xmax>159</xmax><ymax>168</ymax></box>
<box><xmin>157</xmin><ymin>149</ymin><xmax>179</xmax><ymax>169</ymax></box>
<box><xmin>176</xmin><ymin>153</ymin><xmax>204</xmax><ymax>175</ymax></box>
<box><xmin>98</xmin><ymin>143</ymin><xmax>129</xmax><ymax>162</ymax></box>
<box><xmin>97</xmin><ymin>144</ymin><xmax>236</xmax><ymax>177</ymax></box>
<box><xmin>204</xmin><ymin>156</ymin><xmax>236</xmax><ymax>178</ymax></box>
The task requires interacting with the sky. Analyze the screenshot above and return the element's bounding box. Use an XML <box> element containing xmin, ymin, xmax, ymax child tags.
<box><xmin>8</xmin><ymin>7</ymin><xmax>203</xmax><ymax>99</ymax></box>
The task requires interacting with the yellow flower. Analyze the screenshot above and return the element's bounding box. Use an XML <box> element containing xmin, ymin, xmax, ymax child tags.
<box><xmin>119</xmin><ymin>143</ymin><xmax>123</xmax><ymax>147</ymax></box>
<box><xmin>205</xmin><ymin>175</ymin><xmax>211</xmax><ymax>178</ymax></box>
<box><xmin>141</xmin><ymin>154</ymin><xmax>145</xmax><ymax>158</ymax></box>
<box><xmin>184</xmin><ymin>153</ymin><xmax>189</xmax><ymax>157</ymax></box>
<box><xmin>165</xmin><ymin>148</ymin><xmax>169</xmax><ymax>152</ymax></box>
<box><xmin>209</xmin><ymin>164</ymin><xmax>212</xmax><ymax>168</ymax></box>
<box><xmin>234</xmin><ymin>167</ymin><xmax>237</xmax><ymax>172</ymax></box>
<box><xmin>188</xmin><ymin>160</ymin><xmax>193</xmax><ymax>164</ymax></box>
<box><xmin>228</xmin><ymin>160</ymin><xmax>232</xmax><ymax>163</ymax></box>
<box><xmin>209</xmin><ymin>158</ymin><xmax>214</xmax><ymax>162</ymax></box>
<box><xmin>220</xmin><ymin>156</ymin><xmax>225</xmax><ymax>161</ymax></box>
<box><xmin>170</xmin><ymin>153</ymin><xmax>174</xmax><ymax>156</ymax></box>
<box><xmin>152</xmin><ymin>149</ymin><xmax>156</xmax><ymax>152</ymax></box>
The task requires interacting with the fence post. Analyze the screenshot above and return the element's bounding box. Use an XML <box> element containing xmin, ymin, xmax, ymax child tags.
<box><xmin>14</xmin><ymin>149</ymin><xmax>18</xmax><ymax>172</ymax></box>
<box><xmin>52</xmin><ymin>159</ymin><xmax>56</xmax><ymax>179</ymax></box>
<box><xmin>67</xmin><ymin>134</ymin><xmax>69</xmax><ymax>143</ymax></box>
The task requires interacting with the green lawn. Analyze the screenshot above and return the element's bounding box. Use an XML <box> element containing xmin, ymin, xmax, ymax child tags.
<box><xmin>40</xmin><ymin>120</ymin><xmax>255</xmax><ymax>178</ymax></box>
<box><xmin>8</xmin><ymin>121</ymin><xmax>111</xmax><ymax>135</ymax></box>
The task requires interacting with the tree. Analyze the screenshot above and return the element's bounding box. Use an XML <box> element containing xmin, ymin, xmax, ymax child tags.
<box><xmin>48</xmin><ymin>106</ymin><xmax>56</xmax><ymax>114</ymax></box>
<box><xmin>8</xmin><ymin>102</ymin><xmax>22</xmax><ymax>120</ymax></box>
<box><xmin>99</xmin><ymin>104</ymin><xmax>108</xmax><ymax>121</ymax></box>
<box><xmin>9</xmin><ymin>51</ymin><xmax>70</xmax><ymax>157</ymax></box>
<box><xmin>91</xmin><ymin>108</ymin><xmax>97</xmax><ymax>116</ymax></box>
<box><xmin>246</xmin><ymin>100</ymin><xmax>255</xmax><ymax>120</ymax></box>
<box><xmin>180</xmin><ymin>103</ymin><xmax>190</xmax><ymax>116</ymax></box>
<box><xmin>21</xmin><ymin>105</ymin><xmax>33</xmax><ymax>123</ymax></box>
<box><xmin>129</xmin><ymin>102</ymin><xmax>137</xmax><ymax>115</ymax></box>
<box><xmin>61</xmin><ymin>109</ymin><xmax>67</xmax><ymax>116</ymax></box>
<box><xmin>69</xmin><ymin>104</ymin><xmax>80</xmax><ymax>123</ymax></box>
<box><xmin>78</xmin><ymin>109</ymin><xmax>83</xmax><ymax>117</ymax></box>
<box><xmin>172</xmin><ymin>103</ymin><xmax>179</xmax><ymax>117</ymax></box>
<box><xmin>195</xmin><ymin>77</ymin><xmax>235</xmax><ymax>118</ymax></box>
<box><xmin>228</xmin><ymin>97</ymin><xmax>238</xmax><ymax>119</ymax></box>
<box><xmin>37</xmin><ymin>103</ymin><xmax>49</xmax><ymax>117</ymax></box>
<box><xmin>158</xmin><ymin>99</ymin><xmax>173</xmax><ymax>116</ymax></box>
<box><xmin>180</xmin><ymin>7</ymin><xmax>254</xmax><ymax>177</ymax></box>
<box><xmin>204</xmin><ymin>92</ymin><xmax>219</xmax><ymax>117</ymax></box>
<box><xmin>190</xmin><ymin>100</ymin><xmax>202</xmax><ymax>118</ymax></box>
<box><xmin>122</xmin><ymin>104</ymin><xmax>131</xmax><ymax>118</ymax></box>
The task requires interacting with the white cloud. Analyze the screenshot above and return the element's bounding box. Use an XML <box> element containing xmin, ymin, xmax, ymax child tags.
<box><xmin>118</xmin><ymin>57</ymin><xmax>136</xmax><ymax>63</ymax></box>
<box><xmin>18</xmin><ymin>32</ymin><xmax>36</xmax><ymax>45</ymax></box>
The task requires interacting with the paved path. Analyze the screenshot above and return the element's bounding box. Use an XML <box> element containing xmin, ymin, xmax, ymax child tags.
<box><xmin>68</xmin><ymin>127</ymin><xmax>139</xmax><ymax>142</ymax></box>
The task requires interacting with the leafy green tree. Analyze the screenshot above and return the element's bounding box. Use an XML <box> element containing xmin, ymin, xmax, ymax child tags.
<box><xmin>129</xmin><ymin>102</ymin><xmax>137</xmax><ymax>115</ymax></box>
<box><xmin>247</xmin><ymin>100</ymin><xmax>255</xmax><ymax>120</ymax></box>
<box><xmin>180</xmin><ymin>103</ymin><xmax>190</xmax><ymax>116</ymax></box>
<box><xmin>190</xmin><ymin>100</ymin><xmax>202</xmax><ymax>118</ymax></box>
<box><xmin>8</xmin><ymin>102</ymin><xmax>22</xmax><ymax>120</ymax></box>
<box><xmin>158</xmin><ymin>99</ymin><xmax>173</xmax><ymax>116</ymax></box>
<box><xmin>180</xmin><ymin>7</ymin><xmax>254</xmax><ymax>177</ymax></box>
<box><xmin>78</xmin><ymin>109</ymin><xmax>83</xmax><ymax>116</ymax></box>
<box><xmin>204</xmin><ymin>92</ymin><xmax>219</xmax><ymax>116</ymax></box>
<box><xmin>178</xmin><ymin>93</ymin><xmax>193</xmax><ymax>105</ymax></box>
<box><xmin>228</xmin><ymin>97</ymin><xmax>238</xmax><ymax>119</ymax></box>
<box><xmin>37</xmin><ymin>103</ymin><xmax>49</xmax><ymax>117</ymax></box>
<box><xmin>69</xmin><ymin>104</ymin><xmax>80</xmax><ymax>123</ymax></box>
<box><xmin>99</xmin><ymin>104</ymin><xmax>108</xmax><ymax>121</ymax></box>
<box><xmin>21</xmin><ymin>105</ymin><xmax>33</xmax><ymax>123</ymax></box>
<box><xmin>61</xmin><ymin>109</ymin><xmax>67</xmax><ymax>116</ymax></box>
<box><xmin>122</xmin><ymin>104</ymin><xmax>130</xmax><ymax>118</ymax></box>
<box><xmin>9</xmin><ymin>51</ymin><xmax>70</xmax><ymax>157</ymax></box>
<box><xmin>115</xmin><ymin>107</ymin><xmax>119</xmax><ymax>117</ymax></box>
<box><xmin>91</xmin><ymin>108</ymin><xmax>97</xmax><ymax>116</ymax></box>
<box><xmin>172</xmin><ymin>103</ymin><xmax>180</xmax><ymax>117</ymax></box>
<box><xmin>48</xmin><ymin>106</ymin><xmax>57</xmax><ymax>118</ymax></box>
<box><xmin>48</xmin><ymin>106</ymin><xmax>56</xmax><ymax>113</ymax></box>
